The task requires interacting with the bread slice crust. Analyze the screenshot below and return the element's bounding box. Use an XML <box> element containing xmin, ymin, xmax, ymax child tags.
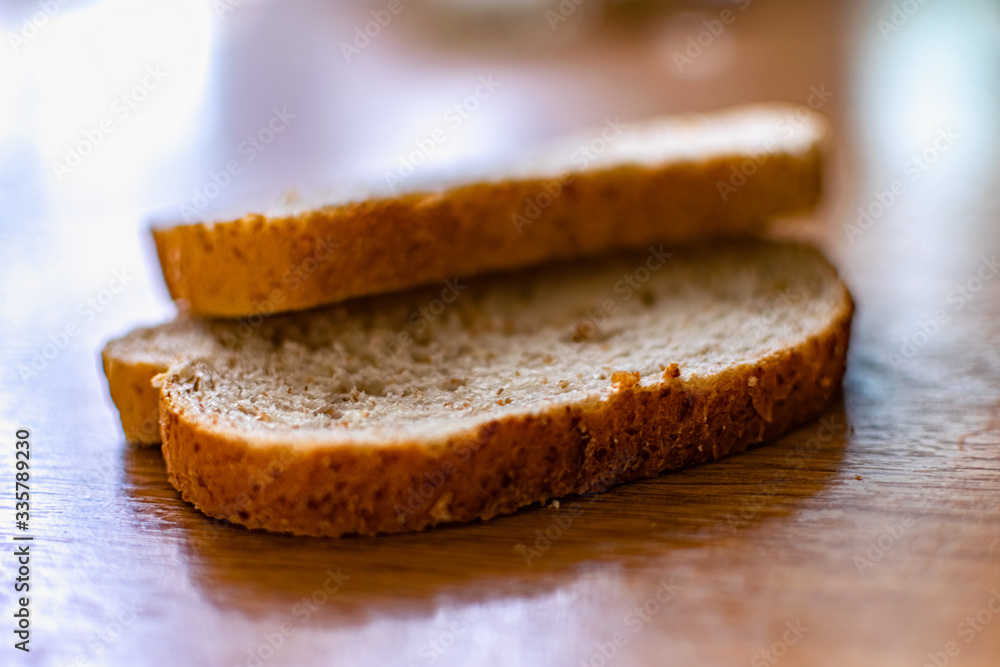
<box><xmin>154</xmin><ymin>104</ymin><xmax>827</xmax><ymax>317</ymax></box>
<box><xmin>102</xmin><ymin>353</ymin><xmax>164</xmax><ymax>445</ymax></box>
<box><xmin>102</xmin><ymin>319</ymin><xmax>220</xmax><ymax>445</ymax></box>
<box><xmin>155</xmin><ymin>261</ymin><xmax>852</xmax><ymax>538</ymax></box>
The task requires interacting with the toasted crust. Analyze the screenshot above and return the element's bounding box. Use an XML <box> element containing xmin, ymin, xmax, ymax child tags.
<box><xmin>157</xmin><ymin>293</ymin><xmax>852</xmax><ymax>537</ymax></box>
<box><xmin>154</xmin><ymin>105</ymin><xmax>827</xmax><ymax>317</ymax></box>
<box><xmin>101</xmin><ymin>351</ymin><xmax>164</xmax><ymax>445</ymax></box>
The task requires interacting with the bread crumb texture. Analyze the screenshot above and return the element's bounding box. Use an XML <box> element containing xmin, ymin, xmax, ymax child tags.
<box><xmin>143</xmin><ymin>242</ymin><xmax>852</xmax><ymax>537</ymax></box>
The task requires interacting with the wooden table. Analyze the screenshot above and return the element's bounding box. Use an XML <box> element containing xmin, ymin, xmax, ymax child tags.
<box><xmin>2</xmin><ymin>0</ymin><xmax>999</xmax><ymax>665</ymax></box>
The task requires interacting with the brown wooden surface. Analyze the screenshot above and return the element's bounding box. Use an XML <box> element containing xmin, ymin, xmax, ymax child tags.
<box><xmin>2</xmin><ymin>0</ymin><xmax>1000</xmax><ymax>665</ymax></box>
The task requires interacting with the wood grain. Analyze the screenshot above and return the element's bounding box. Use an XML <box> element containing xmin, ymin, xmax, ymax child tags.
<box><xmin>2</xmin><ymin>0</ymin><xmax>999</xmax><ymax>665</ymax></box>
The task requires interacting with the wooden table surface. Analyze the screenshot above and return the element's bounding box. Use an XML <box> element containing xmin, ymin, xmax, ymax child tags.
<box><xmin>2</xmin><ymin>0</ymin><xmax>1000</xmax><ymax>665</ymax></box>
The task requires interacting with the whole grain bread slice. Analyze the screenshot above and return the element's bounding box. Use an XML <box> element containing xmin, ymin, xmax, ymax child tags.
<box><xmin>154</xmin><ymin>104</ymin><xmax>828</xmax><ymax>317</ymax></box>
<box><xmin>143</xmin><ymin>242</ymin><xmax>852</xmax><ymax>537</ymax></box>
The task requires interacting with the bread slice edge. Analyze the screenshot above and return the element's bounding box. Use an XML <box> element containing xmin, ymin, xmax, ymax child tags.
<box><xmin>153</xmin><ymin>103</ymin><xmax>828</xmax><ymax>317</ymax></box>
<box><xmin>157</xmin><ymin>289</ymin><xmax>853</xmax><ymax>537</ymax></box>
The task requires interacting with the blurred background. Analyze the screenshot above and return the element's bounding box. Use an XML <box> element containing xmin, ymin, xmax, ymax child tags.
<box><xmin>3</xmin><ymin>0</ymin><xmax>999</xmax><ymax>383</ymax></box>
<box><xmin>2</xmin><ymin>1</ymin><xmax>1000</xmax><ymax>666</ymax></box>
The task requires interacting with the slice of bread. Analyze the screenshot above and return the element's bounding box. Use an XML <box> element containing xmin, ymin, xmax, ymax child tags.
<box><xmin>139</xmin><ymin>242</ymin><xmax>852</xmax><ymax>537</ymax></box>
<box><xmin>103</xmin><ymin>318</ymin><xmax>221</xmax><ymax>444</ymax></box>
<box><xmin>154</xmin><ymin>104</ymin><xmax>828</xmax><ymax>317</ymax></box>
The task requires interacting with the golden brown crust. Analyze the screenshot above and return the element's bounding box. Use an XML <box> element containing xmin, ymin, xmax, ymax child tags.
<box><xmin>158</xmin><ymin>290</ymin><xmax>852</xmax><ymax>537</ymax></box>
<box><xmin>101</xmin><ymin>349</ymin><xmax>163</xmax><ymax>445</ymax></box>
<box><xmin>154</xmin><ymin>134</ymin><xmax>824</xmax><ymax>317</ymax></box>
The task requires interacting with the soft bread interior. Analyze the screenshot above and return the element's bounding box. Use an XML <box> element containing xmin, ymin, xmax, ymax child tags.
<box><xmin>157</xmin><ymin>242</ymin><xmax>847</xmax><ymax>445</ymax></box>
